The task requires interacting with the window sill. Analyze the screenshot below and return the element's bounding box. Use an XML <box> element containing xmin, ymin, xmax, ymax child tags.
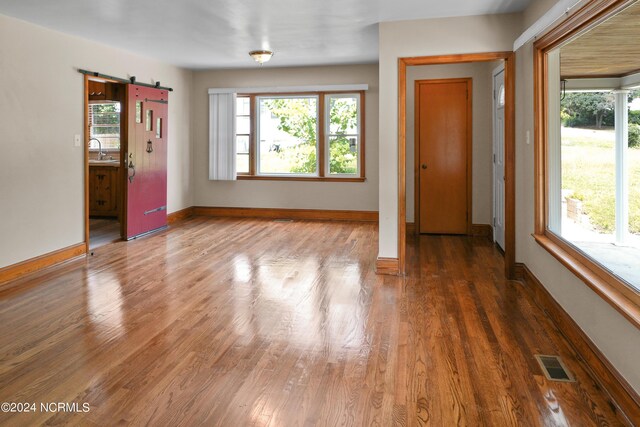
<box><xmin>533</xmin><ymin>232</ymin><xmax>640</xmax><ymax>329</ymax></box>
<box><xmin>237</xmin><ymin>175</ymin><xmax>366</xmax><ymax>182</ymax></box>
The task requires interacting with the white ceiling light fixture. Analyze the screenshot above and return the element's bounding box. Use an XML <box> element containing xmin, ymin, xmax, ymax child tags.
<box><xmin>249</xmin><ymin>50</ymin><xmax>273</xmax><ymax>65</ymax></box>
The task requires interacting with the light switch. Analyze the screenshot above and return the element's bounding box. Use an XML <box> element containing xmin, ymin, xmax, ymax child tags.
<box><xmin>526</xmin><ymin>130</ymin><xmax>530</xmax><ymax>145</ymax></box>
<box><xmin>74</xmin><ymin>134</ymin><xmax>81</xmax><ymax>147</ymax></box>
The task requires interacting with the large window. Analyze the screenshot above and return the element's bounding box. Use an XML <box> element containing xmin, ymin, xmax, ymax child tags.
<box><xmin>552</xmin><ymin>90</ymin><xmax>640</xmax><ymax>290</ymax></box>
<box><xmin>534</xmin><ymin>0</ymin><xmax>640</xmax><ymax>325</ymax></box>
<box><xmin>89</xmin><ymin>102</ymin><xmax>121</xmax><ymax>150</ymax></box>
<box><xmin>234</xmin><ymin>91</ymin><xmax>364</xmax><ymax>180</ymax></box>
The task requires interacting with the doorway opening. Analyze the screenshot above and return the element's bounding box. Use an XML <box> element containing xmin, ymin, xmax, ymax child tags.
<box><xmin>398</xmin><ymin>52</ymin><xmax>516</xmax><ymax>278</ymax></box>
<box><xmin>84</xmin><ymin>76</ymin><xmax>127</xmax><ymax>250</ymax></box>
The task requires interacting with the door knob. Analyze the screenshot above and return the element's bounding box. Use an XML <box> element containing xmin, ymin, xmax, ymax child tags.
<box><xmin>421</xmin><ymin>164</ymin><xmax>427</xmax><ymax>169</ymax></box>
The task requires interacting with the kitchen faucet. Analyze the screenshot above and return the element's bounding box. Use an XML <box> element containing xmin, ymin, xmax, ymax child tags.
<box><xmin>89</xmin><ymin>138</ymin><xmax>106</xmax><ymax>160</ymax></box>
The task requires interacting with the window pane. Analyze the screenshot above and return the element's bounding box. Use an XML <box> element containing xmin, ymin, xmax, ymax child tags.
<box><xmin>329</xmin><ymin>136</ymin><xmax>358</xmax><ymax>175</ymax></box>
<box><xmin>329</xmin><ymin>96</ymin><xmax>358</xmax><ymax>135</ymax></box>
<box><xmin>258</xmin><ymin>97</ymin><xmax>317</xmax><ymax>174</ymax></box>
<box><xmin>236</xmin><ymin>116</ymin><xmax>250</xmax><ymax>135</ymax></box>
<box><xmin>89</xmin><ymin>103</ymin><xmax>120</xmax><ymax>150</ymax></box>
<box><xmin>237</xmin><ymin>97</ymin><xmax>250</xmax><ymax>115</ymax></box>
<box><xmin>92</xmin><ymin>113</ymin><xmax>119</xmax><ymax>125</ymax></box>
<box><xmin>558</xmin><ymin>90</ymin><xmax>639</xmax><ymax>290</ymax></box>
<box><xmin>236</xmin><ymin>153</ymin><xmax>249</xmax><ymax>174</ymax></box>
<box><xmin>236</xmin><ymin>135</ymin><xmax>250</xmax><ymax>153</ymax></box>
<box><xmin>92</xmin><ymin>126</ymin><xmax>120</xmax><ymax>135</ymax></box>
<box><xmin>236</xmin><ymin>134</ymin><xmax>250</xmax><ymax>173</ymax></box>
<box><xmin>630</xmin><ymin>104</ymin><xmax>640</xmax><ymax>247</ymax></box>
<box><xmin>560</xmin><ymin>122</ymin><xmax>615</xmax><ymax>240</ymax></box>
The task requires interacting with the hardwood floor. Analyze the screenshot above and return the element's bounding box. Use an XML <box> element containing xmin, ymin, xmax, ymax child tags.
<box><xmin>89</xmin><ymin>218</ymin><xmax>121</xmax><ymax>250</ymax></box>
<box><xmin>0</xmin><ymin>218</ymin><xmax>632</xmax><ymax>426</ymax></box>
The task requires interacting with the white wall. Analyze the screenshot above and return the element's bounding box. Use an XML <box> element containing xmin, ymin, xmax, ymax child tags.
<box><xmin>191</xmin><ymin>65</ymin><xmax>379</xmax><ymax>211</ymax></box>
<box><xmin>515</xmin><ymin>3</ymin><xmax>640</xmax><ymax>392</ymax></box>
<box><xmin>406</xmin><ymin>62</ymin><xmax>499</xmax><ymax>224</ymax></box>
<box><xmin>378</xmin><ymin>13</ymin><xmax>523</xmax><ymax>258</ymax></box>
<box><xmin>0</xmin><ymin>14</ymin><xmax>193</xmax><ymax>268</ymax></box>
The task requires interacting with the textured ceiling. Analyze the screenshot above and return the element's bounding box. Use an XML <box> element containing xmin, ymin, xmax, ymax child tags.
<box><xmin>0</xmin><ymin>0</ymin><xmax>531</xmax><ymax>69</ymax></box>
<box><xmin>561</xmin><ymin>0</ymin><xmax>640</xmax><ymax>78</ymax></box>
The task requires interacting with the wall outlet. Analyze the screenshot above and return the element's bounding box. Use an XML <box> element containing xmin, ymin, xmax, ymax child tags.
<box><xmin>74</xmin><ymin>134</ymin><xmax>81</xmax><ymax>147</ymax></box>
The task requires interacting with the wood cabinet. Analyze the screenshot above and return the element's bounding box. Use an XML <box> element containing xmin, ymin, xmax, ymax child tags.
<box><xmin>89</xmin><ymin>166</ymin><xmax>120</xmax><ymax>218</ymax></box>
<box><xmin>88</xmin><ymin>81</ymin><xmax>107</xmax><ymax>101</ymax></box>
<box><xmin>88</xmin><ymin>81</ymin><xmax>123</xmax><ymax>102</ymax></box>
<box><xmin>107</xmin><ymin>83</ymin><xmax>122</xmax><ymax>101</ymax></box>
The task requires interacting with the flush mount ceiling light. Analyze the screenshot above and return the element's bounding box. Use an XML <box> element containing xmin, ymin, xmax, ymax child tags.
<box><xmin>249</xmin><ymin>50</ymin><xmax>273</xmax><ymax>65</ymax></box>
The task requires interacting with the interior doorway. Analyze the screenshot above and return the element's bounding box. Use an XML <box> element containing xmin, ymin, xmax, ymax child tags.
<box><xmin>397</xmin><ymin>52</ymin><xmax>516</xmax><ymax>278</ymax></box>
<box><xmin>85</xmin><ymin>77</ymin><xmax>126</xmax><ymax>250</ymax></box>
<box><xmin>415</xmin><ymin>78</ymin><xmax>472</xmax><ymax>234</ymax></box>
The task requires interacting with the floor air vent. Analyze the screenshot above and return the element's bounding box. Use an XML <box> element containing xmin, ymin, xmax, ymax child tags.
<box><xmin>273</xmin><ymin>219</ymin><xmax>293</xmax><ymax>223</ymax></box>
<box><xmin>535</xmin><ymin>355</ymin><xmax>575</xmax><ymax>382</ymax></box>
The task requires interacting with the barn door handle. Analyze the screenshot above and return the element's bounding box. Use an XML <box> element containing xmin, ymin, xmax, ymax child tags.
<box><xmin>128</xmin><ymin>159</ymin><xmax>136</xmax><ymax>183</ymax></box>
<box><xmin>421</xmin><ymin>164</ymin><xmax>427</xmax><ymax>169</ymax></box>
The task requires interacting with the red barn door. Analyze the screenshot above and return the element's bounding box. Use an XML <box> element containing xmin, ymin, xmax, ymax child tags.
<box><xmin>125</xmin><ymin>85</ymin><xmax>168</xmax><ymax>239</ymax></box>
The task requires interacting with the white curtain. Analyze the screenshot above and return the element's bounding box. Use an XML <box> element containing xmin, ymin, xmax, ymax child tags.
<box><xmin>209</xmin><ymin>92</ymin><xmax>237</xmax><ymax>180</ymax></box>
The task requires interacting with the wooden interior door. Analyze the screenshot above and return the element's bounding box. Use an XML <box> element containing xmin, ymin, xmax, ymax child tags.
<box><xmin>416</xmin><ymin>78</ymin><xmax>471</xmax><ymax>234</ymax></box>
<box><xmin>125</xmin><ymin>85</ymin><xmax>168</xmax><ymax>239</ymax></box>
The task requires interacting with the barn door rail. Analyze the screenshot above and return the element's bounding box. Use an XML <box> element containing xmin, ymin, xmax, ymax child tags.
<box><xmin>78</xmin><ymin>69</ymin><xmax>173</xmax><ymax>91</ymax></box>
